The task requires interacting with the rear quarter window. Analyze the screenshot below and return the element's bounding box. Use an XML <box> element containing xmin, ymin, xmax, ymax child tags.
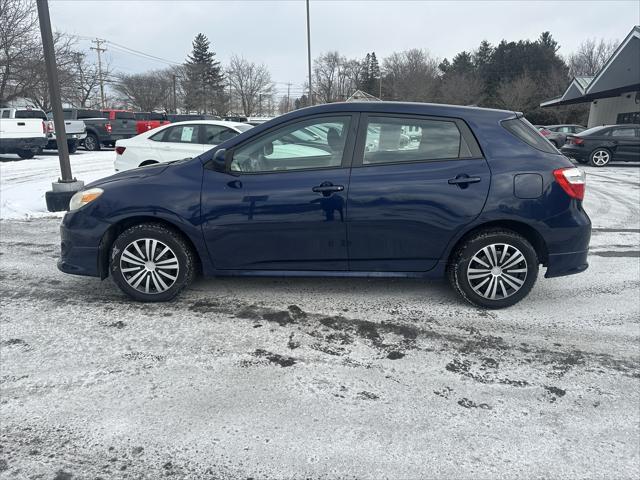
<box><xmin>502</xmin><ymin>118</ymin><xmax>558</xmax><ymax>154</ymax></box>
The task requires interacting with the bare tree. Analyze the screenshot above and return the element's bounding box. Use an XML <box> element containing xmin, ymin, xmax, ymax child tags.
<box><xmin>438</xmin><ymin>72</ymin><xmax>484</xmax><ymax>106</ymax></box>
<box><xmin>567</xmin><ymin>38</ymin><xmax>618</xmax><ymax>77</ymax></box>
<box><xmin>0</xmin><ymin>0</ymin><xmax>40</xmax><ymax>105</ymax></box>
<box><xmin>496</xmin><ymin>73</ymin><xmax>539</xmax><ymax>112</ymax></box>
<box><xmin>113</xmin><ymin>70</ymin><xmax>172</xmax><ymax>111</ymax></box>
<box><xmin>312</xmin><ymin>51</ymin><xmax>361</xmax><ymax>103</ymax></box>
<box><xmin>226</xmin><ymin>55</ymin><xmax>273</xmax><ymax>116</ymax></box>
<box><xmin>381</xmin><ymin>49</ymin><xmax>439</xmax><ymax>102</ymax></box>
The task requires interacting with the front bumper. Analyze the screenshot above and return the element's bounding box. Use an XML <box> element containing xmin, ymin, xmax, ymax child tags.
<box><xmin>58</xmin><ymin>213</ymin><xmax>112</xmax><ymax>278</ymax></box>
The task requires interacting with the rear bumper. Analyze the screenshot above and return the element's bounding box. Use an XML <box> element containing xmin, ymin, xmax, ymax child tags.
<box><xmin>545</xmin><ymin>249</ymin><xmax>589</xmax><ymax>278</ymax></box>
<box><xmin>0</xmin><ymin>137</ymin><xmax>47</xmax><ymax>153</ymax></box>
<box><xmin>560</xmin><ymin>146</ymin><xmax>587</xmax><ymax>160</ymax></box>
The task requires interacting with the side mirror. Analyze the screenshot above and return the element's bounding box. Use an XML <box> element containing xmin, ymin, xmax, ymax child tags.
<box><xmin>210</xmin><ymin>148</ymin><xmax>227</xmax><ymax>172</ymax></box>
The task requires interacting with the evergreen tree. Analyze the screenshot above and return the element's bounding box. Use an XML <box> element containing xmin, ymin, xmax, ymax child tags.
<box><xmin>183</xmin><ymin>33</ymin><xmax>224</xmax><ymax>114</ymax></box>
<box><xmin>369</xmin><ymin>52</ymin><xmax>380</xmax><ymax>96</ymax></box>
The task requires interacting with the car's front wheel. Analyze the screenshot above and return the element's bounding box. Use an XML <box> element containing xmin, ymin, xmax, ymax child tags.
<box><xmin>448</xmin><ymin>229</ymin><xmax>539</xmax><ymax>309</ymax></box>
<box><xmin>110</xmin><ymin>223</ymin><xmax>196</xmax><ymax>302</ymax></box>
<box><xmin>589</xmin><ymin>148</ymin><xmax>611</xmax><ymax>167</ymax></box>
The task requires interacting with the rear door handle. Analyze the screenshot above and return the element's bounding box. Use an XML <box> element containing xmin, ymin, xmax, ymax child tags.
<box><xmin>312</xmin><ymin>183</ymin><xmax>344</xmax><ymax>194</ymax></box>
<box><xmin>448</xmin><ymin>175</ymin><xmax>481</xmax><ymax>185</ymax></box>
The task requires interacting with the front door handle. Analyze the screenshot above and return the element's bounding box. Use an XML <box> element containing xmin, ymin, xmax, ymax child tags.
<box><xmin>448</xmin><ymin>175</ymin><xmax>481</xmax><ymax>186</ymax></box>
<box><xmin>312</xmin><ymin>182</ymin><xmax>344</xmax><ymax>194</ymax></box>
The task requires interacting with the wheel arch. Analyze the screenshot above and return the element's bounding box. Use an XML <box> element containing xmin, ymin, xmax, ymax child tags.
<box><xmin>98</xmin><ymin>215</ymin><xmax>202</xmax><ymax>279</ymax></box>
<box><xmin>139</xmin><ymin>160</ymin><xmax>160</xmax><ymax>167</ymax></box>
<box><xmin>446</xmin><ymin>219</ymin><xmax>549</xmax><ymax>267</ymax></box>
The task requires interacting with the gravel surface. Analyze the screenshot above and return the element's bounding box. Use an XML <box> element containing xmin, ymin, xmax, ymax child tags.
<box><xmin>1</xmin><ymin>160</ymin><xmax>639</xmax><ymax>479</ymax></box>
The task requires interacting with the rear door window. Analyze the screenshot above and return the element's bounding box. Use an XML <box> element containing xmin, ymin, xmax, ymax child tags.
<box><xmin>15</xmin><ymin>110</ymin><xmax>46</xmax><ymax>119</ymax></box>
<box><xmin>362</xmin><ymin>116</ymin><xmax>475</xmax><ymax>165</ymax></box>
<box><xmin>115</xmin><ymin>111</ymin><xmax>135</xmax><ymax>120</ymax></box>
<box><xmin>502</xmin><ymin>118</ymin><xmax>558</xmax><ymax>153</ymax></box>
<box><xmin>152</xmin><ymin>125</ymin><xmax>201</xmax><ymax>144</ymax></box>
<box><xmin>611</xmin><ymin>128</ymin><xmax>636</xmax><ymax>138</ymax></box>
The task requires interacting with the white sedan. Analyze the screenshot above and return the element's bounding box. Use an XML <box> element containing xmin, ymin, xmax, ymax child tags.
<box><xmin>114</xmin><ymin>120</ymin><xmax>253</xmax><ymax>171</ymax></box>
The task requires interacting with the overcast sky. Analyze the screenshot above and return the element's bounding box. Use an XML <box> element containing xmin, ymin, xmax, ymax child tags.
<box><xmin>49</xmin><ymin>0</ymin><xmax>639</xmax><ymax>98</ymax></box>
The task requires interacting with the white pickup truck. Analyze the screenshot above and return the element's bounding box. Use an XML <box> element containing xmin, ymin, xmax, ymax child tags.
<box><xmin>0</xmin><ymin>108</ymin><xmax>47</xmax><ymax>159</ymax></box>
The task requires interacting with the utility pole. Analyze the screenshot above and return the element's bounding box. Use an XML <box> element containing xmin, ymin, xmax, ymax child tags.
<box><xmin>172</xmin><ymin>74</ymin><xmax>177</xmax><ymax>113</ymax></box>
<box><xmin>90</xmin><ymin>38</ymin><xmax>106</xmax><ymax>108</ymax></box>
<box><xmin>36</xmin><ymin>0</ymin><xmax>84</xmax><ymax>211</ymax></box>
<box><xmin>306</xmin><ymin>0</ymin><xmax>313</xmax><ymax>105</ymax></box>
<box><xmin>286</xmin><ymin>82</ymin><xmax>291</xmax><ymax>112</ymax></box>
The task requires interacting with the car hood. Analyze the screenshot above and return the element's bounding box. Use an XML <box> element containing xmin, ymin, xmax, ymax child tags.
<box><xmin>85</xmin><ymin>162</ymin><xmax>171</xmax><ymax>188</ymax></box>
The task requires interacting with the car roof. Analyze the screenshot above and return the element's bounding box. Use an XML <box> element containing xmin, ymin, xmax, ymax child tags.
<box><xmin>161</xmin><ymin>119</ymin><xmax>248</xmax><ymax>129</ymax></box>
<box><xmin>274</xmin><ymin>101</ymin><xmax>517</xmax><ymax>124</ymax></box>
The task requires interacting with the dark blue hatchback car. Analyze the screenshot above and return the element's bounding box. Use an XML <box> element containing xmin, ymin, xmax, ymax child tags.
<box><xmin>58</xmin><ymin>102</ymin><xmax>591</xmax><ymax>308</ymax></box>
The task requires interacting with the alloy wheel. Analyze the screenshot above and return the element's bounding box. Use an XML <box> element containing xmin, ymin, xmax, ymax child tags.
<box><xmin>591</xmin><ymin>150</ymin><xmax>610</xmax><ymax>166</ymax></box>
<box><xmin>466</xmin><ymin>243</ymin><xmax>528</xmax><ymax>300</ymax></box>
<box><xmin>119</xmin><ymin>238</ymin><xmax>180</xmax><ymax>294</ymax></box>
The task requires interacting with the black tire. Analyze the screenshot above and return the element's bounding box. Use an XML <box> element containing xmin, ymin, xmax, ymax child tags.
<box><xmin>67</xmin><ymin>141</ymin><xmax>78</xmax><ymax>154</ymax></box>
<box><xmin>17</xmin><ymin>149</ymin><xmax>35</xmax><ymax>159</ymax></box>
<box><xmin>84</xmin><ymin>133</ymin><xmax>100</xmax><ymax>151</ymax></box>
<box><xmin>110</xmin><ymin>223</ymin><xmax>196</xmax><ymax>302</ymax></box>
<box><xmin>589</xmin><ymin>148</ymin><xmax>611</xmax><ymax>167</ymax></box>
<box><xmin>447</xmin><ymin>229</ymin><xmax>539</xmax><ymax>309</ymax></box>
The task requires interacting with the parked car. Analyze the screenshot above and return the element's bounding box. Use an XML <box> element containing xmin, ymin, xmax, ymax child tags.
<box><xmin>114</xmin><ymin>120</ymin><xmax>253</xmax><ymax>171</ymax></box>
<box><xmin>535</xmin><ymin>126</ymin><xmax>564</xmax><ymax>148</ymax></box>
<box><xmin>61</xmin><ymin>109</ymin><xmax>113</xmax><ymax>151</ymax></box>
<box><xmin>0</xmin><ymin>108</ymin><xmax>46</xmax><ymax>159</ymax></box>
<box><xmin>100</xmin><ymin>110</ymin><xmax>137</xmax><ymax>146</ymax></box>
<box><xmin>536</xmin><ymin>124</ymin><xmax>587</xmax><ymax>147</ymax></box>
<box><xmin>166</xmin><ymin>114</ymin><xmax>220</xmax><ymax>122</ymax></box>
<box><xmin>58</xmin><ymin>102</ymin><xmax>591</xmax><ymax>309</ymax></box>
<box><xmin>42</xmin><ymin>111</ymin><xmax>87</xmax><ymax>153</ymax></box>
<box><xmin>560</xmin><ymin>124</ymin><xmax>640</xmax><ymax>167</ymax></box>
<box><xmin>134</xmin><ymin>112</ymin><xmax>170</xmax><ymax>134</ymax></box>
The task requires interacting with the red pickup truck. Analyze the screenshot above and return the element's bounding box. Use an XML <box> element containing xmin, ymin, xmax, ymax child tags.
<box><xmin>133</xmin><ymin>112</ymin><xmax>170</xmax><ymax>134</ymax></box>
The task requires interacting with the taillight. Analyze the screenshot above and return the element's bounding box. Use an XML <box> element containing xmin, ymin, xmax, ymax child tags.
<box><xmin>105</xmin><ymin>122</ymin><xmax>112</xmax><ymax>133</ymax></box>
<box><xmin>42</xmin><ymin>121</ymin><xmax>46</xmax><ymax>134</ymax></box>
<box><xmin>115</xmin><ymin>146</ymin><xmax>126</xmax><ymax>155</ymax></box>
<box><xmin>567</xmin><ymin>136</ymin><xmax>584</xmax><ymax>145</ymax></box>
<box><xmin>46</xmin><ymin>120</ymin><xmax>54</xmax><ymax>133</ymax></box>
<box><xmin>554</xmin><ymin>167</ymin><xmax>585</xmax><ymax>200</ymax></box>
<box><xmin>540</xmin><ymin>129</ymin><xmax>552</xmax><ymax>137</ymax></box>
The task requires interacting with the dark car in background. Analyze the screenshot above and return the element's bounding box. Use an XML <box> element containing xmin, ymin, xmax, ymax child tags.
<box><xmin>58</xmin><ymin>102</ymin><xmax>591</xmax><ymax>309</ymax></box>
<box><xmin>61</xmin><ymin>109</ymin><xmax>113</xmax><ymax>151</ymax></box>
<box><xmin>100</xmin><ymin>110</ymin><xmax>138</xmax><ymax>146</ymax></box>
<box><xmin>167</xmin><ymin>114</ymin><xmax>220</xmax><ymax>122</ymax></box>
<box><xmin>561</xmin><ymin>124</ymin><xmax>640</xmax><ymax>167</ymax></box>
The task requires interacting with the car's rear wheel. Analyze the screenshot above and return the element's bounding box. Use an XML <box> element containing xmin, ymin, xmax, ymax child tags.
<box><xmin>448</xmin><ymin>229</ymin><xmax>538</xmax><ymax>309</ymax></box>
<box><xmin>110</xmin><ymin>223</ymin><xmax>196</xmax><ymax>302</ymax></box>
<box><xmin>589</xmin><ymin>148</ymin><xmax>611</xmax><ymax>167</ymax></box>
<box><xmin>17</xmin><ymin>149</ymin><xmax>35</xmax><ymax>159</ymax></box>
<box><xmin>84</xmin><ymin>133</ymin><xmax>100</xmax><ymax>151</ymax></box>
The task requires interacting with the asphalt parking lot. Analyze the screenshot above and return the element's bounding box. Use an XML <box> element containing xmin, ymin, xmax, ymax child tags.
<box><xmin>1</xmin><ymin>160</ymin><xmax>639</xmax><ymax>479</ymax></box>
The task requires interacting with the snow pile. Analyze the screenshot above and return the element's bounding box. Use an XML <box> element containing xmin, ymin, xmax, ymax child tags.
<box><xmin>0</xmin><ymin>151</ymin><xmax>115</xmax><ymax>220</ymax></box>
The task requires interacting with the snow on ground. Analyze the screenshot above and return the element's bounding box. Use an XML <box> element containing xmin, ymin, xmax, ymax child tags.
<box><xmin>0</xmin><ymin>154</ymin><xmax>639</xmax><ymax>478</ymax></box>
<box><xmin>0</xmin><ymin>150</ymin><xmax>115</xmax><ymax>220</ymax></box>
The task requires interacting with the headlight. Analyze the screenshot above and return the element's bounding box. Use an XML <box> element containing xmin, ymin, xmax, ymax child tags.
<box><xmin>69</xmin><ymin>187</ymin><xmax>103</xmax><ymax>211</ymax></box>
